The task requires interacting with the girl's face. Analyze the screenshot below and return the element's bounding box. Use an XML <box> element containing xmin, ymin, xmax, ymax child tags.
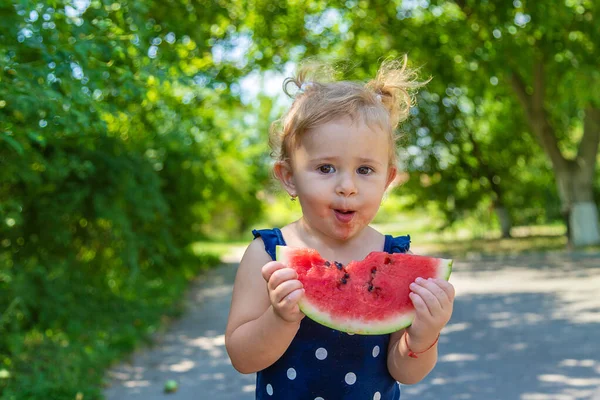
<box><xmin>278</xmin><ymin>116</ymin><xmax>396</xmax><ymax>242</ymax></box>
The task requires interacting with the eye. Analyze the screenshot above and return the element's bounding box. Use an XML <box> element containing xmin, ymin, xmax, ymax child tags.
<box><xmin>357</xmin><ymin>166</ymin><xmax>374</xmax><ymax>175</ymax></box>
<box><xmin>318</xmin><ymin>164</ymin><xmax>336</xmax><ymax>174</ymax></box>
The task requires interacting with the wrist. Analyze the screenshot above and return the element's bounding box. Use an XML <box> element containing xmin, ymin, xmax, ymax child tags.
<box><xmin>269</xmin><ymin>306</ymin><xmax>302</xmax><ymax>328</ymax></box>
<box><xmin>404</xmin><ymin>331</ymin><xmax>440</xmax><ymax>358</ymax></box>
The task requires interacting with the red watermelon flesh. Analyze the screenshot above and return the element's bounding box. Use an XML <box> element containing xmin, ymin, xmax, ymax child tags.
<box><xmin>276</xmin><ymin>246</ymin><xmax>452</xmax><ymax>335</ymax></box>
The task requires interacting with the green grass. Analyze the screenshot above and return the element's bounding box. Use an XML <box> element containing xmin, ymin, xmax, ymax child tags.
<box><xmin>190</xmin><ymin>192</ymin><xmax>600</xmax><ymax>262</ymax></box>
<box><xmin>198</xmin><ymin>228</ymin><xmax>599</xmax><ymax>264</ymax></box>
<box><xmin>415</xmin><ymin>233</ymin><xmax>569</xmax><ymax>258</ymax></box>
<box><xmin>201</xmin><ymin>231</ymin><xmax>592</xmax><ymax>261</ymax></box>
<box><xmin>374</xmin><ymin>214</ymin><xmax>600</xmax><ymax>258</ymax></box>
<box><xmin>192</xmin><ymin>240</ymin><xmax>248</xmax><ymax>256</ymax></box>
<box><xmin>196</xmin><ymin>202</ymin><xmax>598</xmax><ymax>262</ymax></box>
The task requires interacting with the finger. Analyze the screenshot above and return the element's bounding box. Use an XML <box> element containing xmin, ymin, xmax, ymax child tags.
<box><xmin>409</xmin><ymin>292</ymin><xmax>429</xmax><ymax>317</ymax></box>
<box><xmin>261</xmin><ymin>261</ymin><xmax>286</xmax><ymax>283</ymax></box>
<box><xmin>279</xmin><ymin>287</ymin><xmax>305</xmax><ymax>309</ymax></box>
<box><xmin>410</xmin><ymin>281</ymin><xmax>442</xmax><ymax>315</ymax></box>
<box><xmin>420</xmin><ymin>278</ymin><xmax>451</xmax><ymax>307</ymax></box>
<box><xmin>434</xmin><ymin>279</ymin><xmax>456</xmax><ymax>300</ymax></box>
<box><xmin>272</xmin><ymin>280</ymin><xmax>304</xmax><ymax>304</ymax></box>
<box><xmin>268</xmin><ymin>268</ymin><xmax>299</xmax><ymax>291</ymax></box>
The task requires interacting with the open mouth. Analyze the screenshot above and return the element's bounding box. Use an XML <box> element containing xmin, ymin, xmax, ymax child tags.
<box><xmin>334</xmin><ymin>209</ymin><xmax>356</xmax><ymax>222</ymax></box>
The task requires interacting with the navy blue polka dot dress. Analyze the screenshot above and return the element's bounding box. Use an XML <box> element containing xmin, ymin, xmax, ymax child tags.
<box><xmin>251</xmin><ymin>228</ymin><xmax>411</xmax><ymax>400</ymax></box>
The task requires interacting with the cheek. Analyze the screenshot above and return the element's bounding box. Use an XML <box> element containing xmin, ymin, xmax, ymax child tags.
<box><xmin>364</xmin><ymin>186</ymin><xmax>387</xmax><ymax>209</ymax></box>
<box><xmin>296</xmin><ymin>175</ymin><xmax>326</xmax><ymax>195</ymax></box>
<box><xmin>298</xmin><ymin>190</ymin><xmax>330</xmax><ymax>214</ymax></box>
<box><xmin>300</xmin><ymin>190</ymin><xmax>327</xmax><ymax>207</ymax></box>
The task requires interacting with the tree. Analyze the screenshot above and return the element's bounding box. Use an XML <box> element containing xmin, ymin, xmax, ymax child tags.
<box><xmin>0</xmin><ymin>1</ymin><xmax>272</xmax><ymax>395</ymax></box>
<box><xmin>242</xmin><ymin>0</ymin><xmax>600</xmax><ymax>245</ymax></box>
<box><xmin>414</xmin><ymin>0</ymin><xmax>600</xmax><ymax>245</ymax></box>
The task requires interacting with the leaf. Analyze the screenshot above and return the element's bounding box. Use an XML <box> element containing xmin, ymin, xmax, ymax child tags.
<box><xmin>1</xmin><ymin>134</ymin><xmax>24</xmax><ymax>155</ymax></box>
<box><xmin>27</xmin><ymin>132</ymin><xmax>47</xmax><ymax>147</ymax></box>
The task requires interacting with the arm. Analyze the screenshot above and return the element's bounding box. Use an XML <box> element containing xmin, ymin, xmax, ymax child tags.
<box><xmin>386</xmin><ymin>329</ymin><xmax>439</xmax><ymax>384</ymax></box>
<box><xmin>225</xmin><ymin>239</ymin><xmax>305</xmax><ymax>374</ymax></box>
<box><xmin>387</xmin><ymin>278</ymin><xmax>455</xmax><ymax>384</ymax></box>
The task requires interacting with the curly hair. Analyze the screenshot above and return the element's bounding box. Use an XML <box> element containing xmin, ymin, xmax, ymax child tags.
<box><xmin>269</xmin><ymin>55</ymin><xmax>429</xmax><ymax>166</ymax></box>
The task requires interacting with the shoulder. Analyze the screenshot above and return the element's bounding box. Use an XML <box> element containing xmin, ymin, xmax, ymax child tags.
<box><xmin>240</xmin><ymin>235</ymin><xmax>273</xmax><ymax>267</ymax></box>
<box><xmin>230</xmin><ymin>237</ymin><xmax>273</xmax><ymax>305</ymax></box>
<box><xmin>362</xmin><ymin>225</ymin><xmax>387</xmax><ymax>243</ymax></box>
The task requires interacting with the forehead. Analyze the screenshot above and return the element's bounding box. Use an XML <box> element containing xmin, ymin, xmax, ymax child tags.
<box><xmin>299</xmin><ymin>116</ymin><xmax>389</xmax><ymax>156</ymax></box>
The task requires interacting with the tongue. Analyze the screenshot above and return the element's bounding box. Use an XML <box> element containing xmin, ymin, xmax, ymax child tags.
<box><xmin>335</xmin><ymin>210</ymin><xmax>354</xmax><ymax>223</ymax></box>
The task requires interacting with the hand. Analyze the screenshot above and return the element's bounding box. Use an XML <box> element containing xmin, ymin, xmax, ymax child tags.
<box><xmin>261</xmin><ymin>261</ymin><xmax>305</xmax><ymax>324</ymax></box>
<box><xmin>406</xmin><ymin>277</ymin><xmax>455</xmax><ymax>348</ymax></box>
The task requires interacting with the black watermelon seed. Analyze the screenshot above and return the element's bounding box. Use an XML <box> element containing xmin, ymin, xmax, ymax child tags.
<box><xmin>368</xmin><ymin>283</ymin><xmax>374</xmax><ymax>292</ymax></box>
<box><xmin>324</xmin><ymin>261</ymin><xmax>330</xmax><ymax>267</ymax></box>
<box><xmin>371</xmin><ymin>267</ymin><xmax>377</xmax><ymax>274</ymax></box>
<box><xmin>343</xmin><ymin>273</ymin><xmax>350</xmax><ymax>279</ymax></box>
<box><xmin>335</xmin><ymin>261</ymin><xmax>343</xmax><ymax>270</ymax></box>
<box><xmin>340</xmin><ymin>277</ymin><xmax>347</xmax><ymax>284</ymax></box>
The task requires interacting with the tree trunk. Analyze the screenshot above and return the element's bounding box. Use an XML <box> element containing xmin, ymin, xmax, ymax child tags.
<box><xmin>494</xmin><ymin>206</ymin><xmax>512</xmax><ymax>239</ymax></box>
<box><xmin>555</xmin><ymin>161</ymin><xmax>600</xmax><ymax>247</ymax></box>
<box><xmin>511</xmin><ymin>60</ymin><xmax>600</xmax><ymax>247</ymax></box>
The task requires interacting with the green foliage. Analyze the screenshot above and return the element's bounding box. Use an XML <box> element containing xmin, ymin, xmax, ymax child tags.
<box><xmin>0</xmin><ymin>0</ymin><xmax>265</xmax><ymax>397</ymax></box>
<box><xmin>244</xmin><ymin>0</ymin><xmax>599</xmax><ymax>234</ymax></box>
<box><xmin>2</xmin><ymin>0</ymin><xmax>599</xmax><ymax>396</ymax></box>
<box><xmin>0</xmin><ymin>250</ymin><xmax>219</xmax><ymax>399</ymax></box>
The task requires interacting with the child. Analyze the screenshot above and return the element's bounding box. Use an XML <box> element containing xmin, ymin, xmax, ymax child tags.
<box><xmin>225</xmin><ymin>57</ymin><xmax>456</xmax><ymax>399</ymax></box>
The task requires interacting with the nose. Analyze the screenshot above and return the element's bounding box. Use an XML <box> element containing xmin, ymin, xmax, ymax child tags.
<box><xmin>336</xmin><ymin>172</ymin><xmax>358</xmax><ymax>197</ymax></box>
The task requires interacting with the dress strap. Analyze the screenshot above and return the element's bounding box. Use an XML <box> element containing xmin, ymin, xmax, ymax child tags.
<box><xmin>384</xmin><ymin>234</ymin><xmax>411</xmax><ymax>254</ymax></box>
<box><xmin>251</xmin><ymin>228</ymin><xmax>287</xmax><ymax>261</ymax></box>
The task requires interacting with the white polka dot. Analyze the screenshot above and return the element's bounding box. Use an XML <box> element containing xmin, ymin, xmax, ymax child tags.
<box><xmin>266</xmin><ymin>383</ymin><xmax>273</xmax><ymax>395</ymax></box>
<box><xmin>315</xmin><ymin>398</ymin><xmax>325</xmax><ymax>400</ymax></box>
<box><xmin>347</xmin><ymin>332</ymin><xmax>355</xmax><ymax>335</ymax></box>
<box><xmin>315</xmin><ymin>347</ymin><xmax>328</xmax><ymax>360</ymax></box>
<box><xmin>374</xmin><ymin>392</ymin><xmax>381</xmax><ymax>400</ymax></box>
<box><xmin>287</xmin><ymin>367</ymin><xmax>297</xmax><ymax>380</ymax></box>
<box><xmin>372</xmin><ymin>345</ymin><xmax>380</xmax><ymax>358</ymax></box>
<box><xmin>345</xmin><ymin>372</ymin><xmax>357</xmax><ymax>385</ymax></box>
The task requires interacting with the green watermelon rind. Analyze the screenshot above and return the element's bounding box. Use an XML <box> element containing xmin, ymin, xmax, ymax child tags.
<box><xmin>276</xmin><ymin>245</ymin><xmax>453</xmax><ymax>335</ymax></box>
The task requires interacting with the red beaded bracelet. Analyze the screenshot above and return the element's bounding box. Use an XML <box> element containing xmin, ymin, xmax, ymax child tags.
<box><xmin>404</xmin><ymin>333</ymin><xmax>440</xmax><ymax>358</ymax></box>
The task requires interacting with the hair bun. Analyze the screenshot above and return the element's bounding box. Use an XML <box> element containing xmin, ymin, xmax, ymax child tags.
<box><xmin>365</xmin><ymin>55</ymin><xmax>429</xmax><ymax>128</ymax></box>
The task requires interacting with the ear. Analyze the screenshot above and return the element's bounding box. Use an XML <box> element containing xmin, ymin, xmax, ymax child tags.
<box><xmin>274</xmin><ymin>160</ymin><xmax>297</xmax><ymax>196</ymax></box>
<box><xmin>385</xmin><ymin>165</ymin><xmax>397</xmax><ymax>190</ymax></box>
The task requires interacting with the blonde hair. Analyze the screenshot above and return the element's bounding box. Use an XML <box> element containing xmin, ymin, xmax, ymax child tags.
<box><xmin>269</xmin><ymin>55</ymin><xmax>428</xmax><ymax>166</ymax></box>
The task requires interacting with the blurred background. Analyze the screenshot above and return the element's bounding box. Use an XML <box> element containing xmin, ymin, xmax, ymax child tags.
<box><xmin>1</xmin><ymin>0</ymin><xmax>599</xmax><ymax>398</ymax></box>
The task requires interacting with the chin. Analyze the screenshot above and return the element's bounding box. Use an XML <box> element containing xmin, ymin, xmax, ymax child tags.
<box><xmin>331</xmin><ymin>225</ymin><xmax>359</xmax><ymax>241</ymax></box>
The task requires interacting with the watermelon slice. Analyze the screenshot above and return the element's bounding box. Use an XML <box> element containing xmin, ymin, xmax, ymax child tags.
<box><xmin>276</xmin><ymin>246</ymin><xmax>452</xmax><ymax>335</ymax></box>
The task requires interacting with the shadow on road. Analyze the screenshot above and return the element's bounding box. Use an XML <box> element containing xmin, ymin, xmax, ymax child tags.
<box><xmin>105</xmin><ymin>252</ymin><xmax>600</xmax><ymax>400</ymax></box>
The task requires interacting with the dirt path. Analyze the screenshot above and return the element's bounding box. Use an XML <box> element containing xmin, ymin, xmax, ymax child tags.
<box><xmin>104</xmin><ymin>250</ymin><xmax>600</xmax><ymax>400</ymax></box>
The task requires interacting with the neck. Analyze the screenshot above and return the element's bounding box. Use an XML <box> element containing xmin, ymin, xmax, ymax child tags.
<box><xmin>294</xmin><ymin>218</ymin><xmax>374</xmax><ymax>263</ymax></box>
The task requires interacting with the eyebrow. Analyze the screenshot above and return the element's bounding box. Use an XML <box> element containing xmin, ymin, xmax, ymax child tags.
<box><xmin>358</xmin><ymin>157</ymin><xmax>383</xmax><ymax>165</ymax></box>
<box><xmin>309</xmin><ymin>156</ymin><xmax>383</xmax><ymax>165</ymax></box>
